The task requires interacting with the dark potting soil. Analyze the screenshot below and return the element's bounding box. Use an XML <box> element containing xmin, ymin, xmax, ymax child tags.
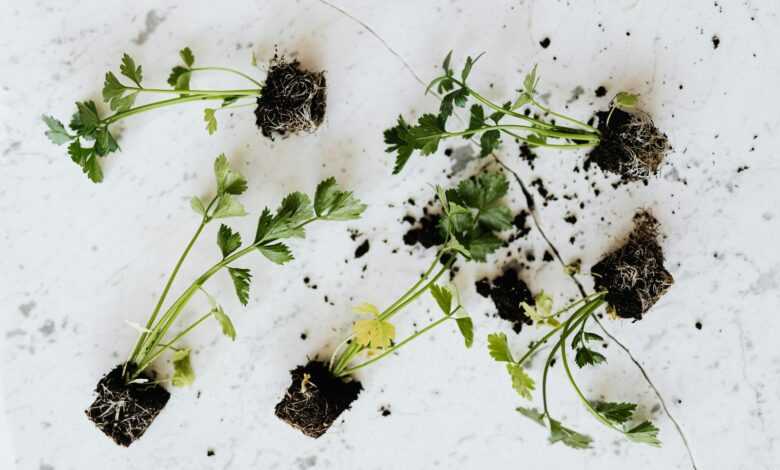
<box><xmin>476</xmin><ymin>268</ymin><xmax>533</xmax><ymax>333</ymax></box>
<box><xmin>275</xmin><ymin>360</ymin><xmax>362</xmax><ymax>438</ymax></box>
<box><xmin>591</xmin><ymin>211</ymin><xmax>674</xmax><ymax>320</ymax></box>
<box><xmin>403</xmin><ymin>211</ymin><xmax>445</xmax><ymax>248</ymax></box>
<box><xmin>85</xmin><ymin>364</ymin><xmax>170</xmax><ymax>447</ymax></box>
<box><xmin>354</xmin><ymin>239</ymin><xmax>370</xmax><ymax>258</ymax></box>
<box><xmin>585</xmin><ymin>108</ymin><xmax>671</xmax><ymax>183</ymax></box>
<box><xmin>255</xmin><ymin>56</ymin><xmax>326</xmax><ymax>139</ymax></box>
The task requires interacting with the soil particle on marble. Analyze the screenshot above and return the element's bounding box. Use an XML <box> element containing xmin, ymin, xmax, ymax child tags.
<box><xmin>207</xmin><ymin>449</ymin><xmax>215</xmax><ymax>457</ymax></box>
<box><xmin>586</xmin><ymin>108</ymin><xmax>671</xmax><ymax>182</ymax></box>
<box><xmin>539</xmin><ymin>37</ymin><xmax>551</xmax><ymax>48</ymax></box>
<box><xmin>254</xmin><ymin>56</ymin><xmax>326</xmax><ymax>139</ymax></box>
<box><xmin>695</xmin><ymin>321</ymin><xmax>702</xmax><ymax>330</ymax></box>
<box><xmin>595</xmin><ymin>86</ymin><xmax>607</xmax><ymax>97</ymax></box>
<box><xmin>354</xmin><ymin>239</ymin><xmax>370</xmax><ymax>258</ymax></box>
<box><xmin>379</xmin><ymin>405</ymin><xmax>392</xmax><ymax>417</ymax></box>
<box><xmin>530</xmin><ymin>178</ymin><xmax>557</xmax><ymax>204</ymax></box>
<box><xmin>591</xmin><ymin>211</ymin><xmax>674</xmax><ymax>320</ymax></box>
<box><xmin>275</xmin><ymin>361</ymin><xmax>362</xmax><ymax>438</ymax></box>
<box><xmin>518</xmin><ymin>143</ymin><xmax>538</xmax><ymax>169</ymax></box>
<box><xmin>85</xmin><ymin>364</ymin><xmax>170</xmax><ymax>447</ymax></box>
<box><xmin>564</xmin><ymin>214</ymin><xmax>577</xmax><ymax>225</ymax></box>
<box><xmin>712</xmin><ymin>35</ymin><xmax>720</xmax><ymax>49</ymax></box>
<box><xmin>476</xmin><ymin>268</ymin><xmax>533</xmax><ymax>333</ymax></box>
<box><xmin>403</xmin><ymin>209</ymin><xmax>445</xmax><ymax>248</ymax></box>
<box><xmin>511</xmin><ymin>211</ymin><xmax>531</xmax><ymax>240</ymax></box>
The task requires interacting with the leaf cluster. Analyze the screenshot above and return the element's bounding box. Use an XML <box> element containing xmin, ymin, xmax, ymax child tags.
<box><xmin>436</xmin><ymin>171</ymin><xmax>512</xmax><ymax>262</ymax></box>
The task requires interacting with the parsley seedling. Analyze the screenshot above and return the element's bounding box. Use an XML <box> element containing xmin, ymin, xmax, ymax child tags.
<box><xmin>122</xmin><ymin>154</ymin><xmax>366</xmax><ymax>385</ymax></box>
<box><xmin>488</xmin><ymin>291</ymin><xmax>661</xmax><ymax>448</ymax></box>
<box><xmin>44</xmin><ymin>48</ymin><xmax>280</xmax><ymax>182</ymax></box>
<box><xmin>384</xmin><ymin>51</ymin><xmax>609</xmax><ymax>174</ymax></box>
<box><xmin>327</xmin><ymin>170</ymin><xmax>512</xmax><ymax>378</ymax></box>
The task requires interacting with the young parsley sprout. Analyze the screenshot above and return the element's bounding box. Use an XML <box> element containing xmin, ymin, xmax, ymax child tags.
<box><xmin>275</xmin><ymin>170</ymin><xmax>514</xmax><ymax>438</ymax></box>
<box><xmin>486</xmin><ymin>291</ymin><xmax>662</xmax><ymax>448</ymax></box>
<box><xmin>85</xmin><ymin>154</ymin><xmax>365</xmax><ymax>446</ymax></box>
<box><xmin>384</xmin><ymin>52</ymin><xmax>669</xmax><ymax>181</ymax></box>
<box><xmin>43</xmin><ymin>48</ymin><xmax>326</xmax><ymax>183</ymax></box>
<box><xmin>384</xmin><ymin>51</ymin><xmax>601</xmax><ymax>174</ymax></box>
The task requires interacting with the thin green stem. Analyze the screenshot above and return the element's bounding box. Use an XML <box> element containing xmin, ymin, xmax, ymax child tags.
<box><xmin>559</xmin><ymin>300</ymin><xmax>624</xmax><ymax>433</ymax></box>
<box><xmin>529</xmin><ymin>97</ymin><xmax>599</xmax><ymax>133</ymax></box>
<box><xmin>427</xmin><ymin>125</ymin><xmax>599</xmax><ymax>143</ymax></box>
<box><xmin>133</xmin><ymin>311</ymin><xmax>214</xmax><ymax>375</ymax></box>
<box><xmin>125</xmin><ymin>87</ymin><xmax>262</xmax><ymax>97</ymax></box>
<box><xmin>338</xmin><ymin>312</ymin><xmax>456</xmax><ymax>377</ymax></box>
<box><xmin>497</xmin><ymin>129</ymin><xmax>599</xmax><ymax>149</ymax></box>
<box><xmin>189</xmin><ymin>66</ymin><xmax>264</xmax><ymax>87</ymax></box>
<box><xmin>102</xmin><ymin>94</ymin><xmax>252</xmax><ymax>125</ymax></box>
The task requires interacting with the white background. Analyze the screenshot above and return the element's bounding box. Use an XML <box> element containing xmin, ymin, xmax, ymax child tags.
<box><xmin>1</xmin><ymin>1</ymin><xmax>779</xmax><ymax>469</ymax></box>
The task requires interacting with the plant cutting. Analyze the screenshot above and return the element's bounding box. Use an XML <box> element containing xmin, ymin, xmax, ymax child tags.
<box><xmin>275</xmin><ymin>170</ymin><xmax>515</xmax><ymax>438</ymax></box>
<box><xmin>85</xmin><ymin>154</ymin><xmax>365</xmax><ymax>446</ymax></box>
<box><xmin>486</xmin><ymin>210</ymin><xmax>673</xmax><ymax>448</ymax></box>
<box><xmin>43</xmin><ymin>47</ymin><xmax>326</xmax><ymax>182</ymax></box>
<box><xmin>383</xmin><ymin>52</ymin><xmax>670</xmax><ymax>182</ymax></box>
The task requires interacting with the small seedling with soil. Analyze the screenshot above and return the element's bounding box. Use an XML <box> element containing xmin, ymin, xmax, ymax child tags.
<box><xmin>384</xmin><ymin>52</ymin><xmax>670</xmax><ymax>181</ymax></box>
<box><xmin>43</xmin><ymin>47</ymin><xmax>326</xmax><ymax>182</ymax></box>
<box><xmin>486</xmin><ymin>211</ymin><xmax>674</xmax><ymax>448</ymax></box>
<box><xmin>86</xmin><ymin>154</ymin><xmax>364</xmax><ymax>446</ymax></box>
<box><xmin>276</xmin><ymin>170</ymin><xmax>514</xmax><ymax>437</ymax></box>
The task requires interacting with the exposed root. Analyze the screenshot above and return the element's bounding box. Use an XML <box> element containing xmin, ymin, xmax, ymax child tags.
<box><xmin>587</xmin><ymin>108</ymin><xmax>671</xmax><ymax>182</ymax></box>
<box><xmin>255</xmin><ymin>56</ymin><xmax>326</xmax><ymax>139</ymax></box>
<box><xmin>591</xmin><ymin>211</ymin><xmax>674</xmax><ymax>320</ymax></box>
<box><xmin>84</xmin><ymin>364</ymin><xmax>169</xmax><ymax>446</ymax></box>
<box><xmin>275</xmin><ymin>361</ymin><xmax>362</xmax><ymax>438</ymax></box>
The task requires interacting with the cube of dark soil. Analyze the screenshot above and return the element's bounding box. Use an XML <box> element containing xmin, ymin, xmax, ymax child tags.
<box><xmin>591</xmin><ymin>211</ymin><xmax>674</xmax><ymax>320</ymax></box>
<box><xmin>85</xmin><ymin>364</ymin><xmax>170</xmax><ymax>446</ymax></box>
<box><xmin>275</xmin><ymin>361</ymin><xmax>362</xmax><ymax>438</ymax></box>
<box><xmin>254</xmin><ymin>56</ymin><xmax>326</xmax><ymax>139</ymax></box>
<box><xmin>476</xmin><ymin>268</ymin><xmax>533</xmax><ymax>332</ymax></box>
<box><xmin>586</xmin><ymin>108</ymin><xmax>671</xmax><ymax>182</ymax></box>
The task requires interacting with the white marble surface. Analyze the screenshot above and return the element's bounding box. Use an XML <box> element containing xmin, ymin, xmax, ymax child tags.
<box><xmin>2</xmin><ymin>1</ymin><xmax>779</xmax><ymax>469</ymax></box>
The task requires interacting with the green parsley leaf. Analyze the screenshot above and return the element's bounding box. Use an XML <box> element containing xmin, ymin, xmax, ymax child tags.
<box><xmin>42</xmin><ymin>116</ymin><xmax>73</xmax><ymax>144</ymax></box>
<box><xmin>461</xmin><ymin>52</ymin><xmax>485</xmax><ymax>82</ymax></box>
<box><xmin>204</xmin><ymin>108</ymin><xmax>217</xmax><ymax>135</ymax></box>
<box><xmin>190</xmin><ymin>196</ymin><xmax>206</xmax><ymax>216</ymax></box>
<box><xmin>549</xmin><ymin>419</ymin><xmax>592</xmax><ymax>449</ymax></box>
<box><xmin>353</xmin><ymin>303</ymin><xmax>395</xmax><ymax>349</ymax></box>
<box><xmin>211</xmin><ymin>304</ymin><xmax>236</xmax><ymax>340</ymax></box>
<box><xmin>516</xmin><ymin>406</ymin><xmax>545</xmax><ymax>426</ymax></box>
<box><xmin>171</xmin><ymin>348</ymin><xmax>195</xmax><ymax>387</ymax></box>
<box><xmin>179</xmin><ymin>47</ymin><xmax>195</xmax><ymax>67</ymax></box>
<box><xmin>313</xmin><ymin>177</ymin><xmax>367</xmax><ymax>220</ymax></box>
<box><xmin>102</xmin><ymin>72</ymin><xmax>126</xmax><ymax>102</ymax></box>
<box><xmin>213</xmin><ymin>154</ymin><xmax>247</xmax><ymax>195</ymax></box>
<box><xmin>167</xmin><ymin>65</ymin><xmax>191</xmax><ymax>90</ymax></box>
<box><xmin>507</xmin><ymin>363</ymin><xmax>535</xmax><ymax>400</ymax></box>
<box><xmin>455</xmin><ymin>316</ymin><xmax>474</xmax><ymax>348</ymax></box>
<box><xmin>575</xmin><ymin>346</ymin><xmax>607</xmax><ymax>368</ymax></box>
<box><xmin>625</xmin><ymin>421</ymin><xmax>661</xmax><ymax>446</ymax></box>
<box><xmin>411</xmin><ymin>114</ymin><xmax>446</xmax><ymax>155</ymax></box>
<box><xmin>212</xmin><ymin>193</ymin><xmax>247</xmax><ymax>219</ymax></box>
<box><xmin>442</xmin><ymin>50</ymin><xmax>453</xmax><ymax>75</ymax></box>
<box><xmin>464</xmin><ymin>104</ymin><xmax>485</xmax><ymax>139</ymax></box>
<box><xmin>478</xmin><ymin>206</ymin><xmax>513</xmax><ymax>231</ymax></box>
<box><xmin>94</xmin><ymin>128</ymin><xmax>119</xmax><ymax>156</ymax></box>
<box><xmin>464</xmin><ymin>232</ymin><xmax>502</xmax><ymax>261</ymax></box>
<box><xmin>69</xmin><ymin>101</ymin><xmax>101</xmax><ymax>137</ymax></box>
<box><xmin>523</xmin><ymin>65</ymin><xmax>539</xmax><ymax>96</ymax></box>
<box><xmin>67</xmin><ymin>140</ymin><xmax>103</xmax><ymax>183</ymax></box>
<box><xmin>255</xmin><ymin>192</ymin><xmax>314</xmax><ymax>241</ymax></box>
<box><xmin>119</xmin><ymin>53</ymin><xmax>143</xmax><ymax>87</ymax></box>
<box><xmin>227</xmin><ymin>267</ymin><xmax>252</xmax><ymax>306</ymax></box>
<box><xmin>614</xmin><ymin>91</ymin><xmax>639</xmax><ymax>109</ymax></box>
<box><xmin>479</xmin><ymin>129</ymin><xmax>501</xmax><ymax>157</ymax></box>
<box><xmin>429</xmin><ymin>284</ymin><xmax>453</xmax><ymax>315</ymax></box>
<box><xmin>217</xmin><ymin>224</ymin><xmax>242</xmax><ymax>257</ymax></box>
<box><xmin>452</xmin><ymin>171</ymin><xmax>509</xmax><ymax>210</ymax></box>
<box><xmin>487</xmin><ymin>332</ymin><xmax>514</xmax><ymax>362</ymax></box>
<box><xmin>384</xmin><ymin>116</ymin><xmax>415</xmax><ymax>174</ymax></box>
<box><xmin>257</xmin><ymin>242</ymin><xmax>294</xmax><ymax>264</ymax></box>
<box><xmin>592</xmin><ymin>401</ymin><xmax>637</xmax><ymax>425</ymax></box>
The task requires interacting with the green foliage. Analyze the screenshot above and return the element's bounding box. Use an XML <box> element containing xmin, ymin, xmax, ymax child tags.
<box><xmin>507</xmin><ymin>363</ymin><xmax>535</xmax><ymax>400</ymax></box>
<box><xmin>217</xmin><ymin>224</ymin><xmax>242</xmax><ymax>258</ymax></box>
<box><xmin>487</xmin><ymin>332</ymin><xmax>514</xmax><ymax>362</ymax></box>
<box><xmin>429</xmin><ymin>284</ymin><xmax>453</xmax><ymax>315</ymax></box>
<box><xmin>437</xmin><ymin>171</ymin><xmax>511</xmax><ymax>261</ymax></box>
<box><xmin>46</xmin><ymin>47</ymin><xmax>266</xmax><ymax>183</ymax></box>
<box><xmin>574</xmin><ymin>345</ymin><xmax>607</xmax><ymax>368</ymax></box>
<box><xmin>549</xmin><ymin>419</ymin><xmax>592</xmax><ymax>449</ymax></box>
<box><xmin>227</xmin><ymin>267</ymin><xmax>252</xmax><ymax>306</ymax></box>
<box><xmin>455</xmin><ymin>316</ymin><xmax>474</xmax><ymax>348</ymax></box>
<box><xmin>353</xmin><ymin>303</ymin><xmax>395</xmax><ymax>349</ymax></box>
<box><xmin>171</xmin><ymin>348</ymin><xmax>195</xmax><ymax>387</ymax></box>
<box><xmin>384</xmin><ymin>52</ymin><xmax>602</xmax><ymax>174</ymax></box>
<box><xmin>592</xmin><ymin>401</ymin><xmax>637</xmax><ymax>424</ymax></box>
<box><xmin>313</xmin><ymin>177</ymin><xmax>367</xmax><ymax>220</ymax></box>
<box><xmin>625</xmin><ymin>421</ymin><xmax>661</xmax><ymax>446</ymax></box>
<box><xmin>516</xmin><ymin>406</ymin><xmax>545</xmax><ymax>426</ymax></box>
<box><xmin>614</xmin><ymin>91</ymin><xmax>639</xmax><ymax>109</ymax></box>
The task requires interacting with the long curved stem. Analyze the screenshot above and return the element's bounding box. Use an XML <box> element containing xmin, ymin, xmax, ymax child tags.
<box><xmin>103</xmin><ymin>94</ymin><xmax>252</xmax><ymax>125</ymax></box>
<box><xmin>189</xmin><ymin>66</ymin><xmax>264</xmax><ymax>88</ymax></box>
<box><xmin>124</xmin><ymin>87</ymin><xmax>262</xmax><ymax>97</ymax></box>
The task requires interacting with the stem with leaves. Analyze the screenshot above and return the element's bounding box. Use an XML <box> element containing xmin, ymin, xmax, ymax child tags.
<box><xmin>487</xmin><ymin>290</ymin><xmax>662</xmax><ymax>448</ymax></box>
<box><xmin>384</xmin><ymin>51</ymin><xmax>607</xmax><ymax>174</ymax></box>
<box><xmin>43</xmin><ymin>47</ymin><xmax>264</xmax><ymax>183</ymax></box>
<box><xmin>121</xmin><ymin>154</ymin><xmax>366</xmax><ymax>386</ymax></box>
<box><xmin>328</xmin><ymin>170</ymin><xmax>515</xmax><ymax>379</ymax></box>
